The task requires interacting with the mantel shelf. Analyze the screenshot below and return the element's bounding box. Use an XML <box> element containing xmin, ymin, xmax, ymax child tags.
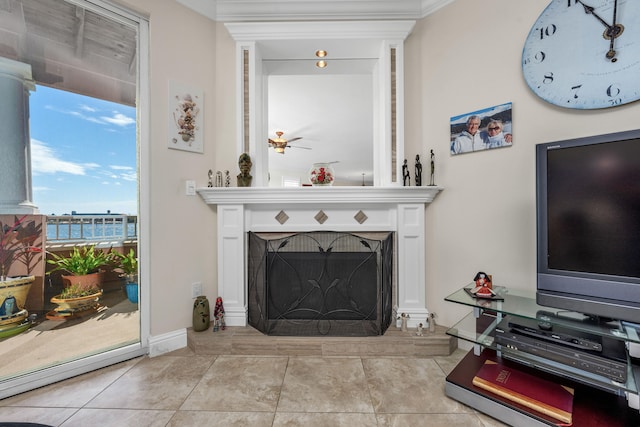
<box><xmin>197</xmin><ymin>186</ymin><xmax>443</xmax><ymax>205</ymax></box>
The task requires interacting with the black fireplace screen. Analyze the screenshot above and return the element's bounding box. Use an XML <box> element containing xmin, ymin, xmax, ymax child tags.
<box><xmin>248</xmin><ymin>231</ymin><xmax>393</xmax><ymax>336</ymax></box>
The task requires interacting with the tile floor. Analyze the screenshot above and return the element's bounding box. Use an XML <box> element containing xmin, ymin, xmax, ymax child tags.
<box><xmin>0</xmin><ymin>346</ymin><xmax>508</xmax><ymax>426</ymax></box>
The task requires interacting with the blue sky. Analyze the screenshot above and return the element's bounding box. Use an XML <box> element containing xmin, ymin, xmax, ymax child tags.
<box><xmin>30</xmin><ymin>85</ymin><xmax>137</xmax><ymax>216</ymax></box>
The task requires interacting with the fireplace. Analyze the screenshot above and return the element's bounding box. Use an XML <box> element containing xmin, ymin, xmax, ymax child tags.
<box><xmin>248</xmin><ymin>231</ymin><xmax>393</xmax><ymax>336</ymax></box>
<box><xmin>197</xmin><ymin>186</ymin><xmax>441</xmax><ymax>329</ymax></box>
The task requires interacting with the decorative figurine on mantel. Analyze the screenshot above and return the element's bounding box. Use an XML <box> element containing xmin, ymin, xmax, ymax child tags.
<box><xmin>402</xmin><ymin>159</ymin><xmax>410</xmax><ymax>186</ymax></box>
<box><xmin>224</xmin><ymin>170</ymin><xmax>231</xmax><ymax>187</ymax></box>
<box><xmin>416</xmin><ymin>322</ymin><xmax>424</xmax><ymax>336</ymax></box>
<box><xmin>237</xmin><ymin>153</ymin><xmax>253</xmax><ymax>187</ymax></box>
<box><xmin>429</xmin><ymin>149</ymin><xmax>435</xmax><ymax>186</ymax></box>
<box><xmin>215</xmin><ymin>171</ymin><xmax>223</xmax><ymax>187</ymax></box>
<box><xmin>207</xmin><ymin>169</ymin><xmax>213</xmax><ymax>187</ymax></box>
<box><xmin>415</xmin><ymin>154</ymin><xmax>422</xmax><ymax>186</ymax></box>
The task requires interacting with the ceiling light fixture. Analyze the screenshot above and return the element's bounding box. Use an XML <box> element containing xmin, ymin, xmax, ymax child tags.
<box><xmin>316</xmin><ymin>60</ymin><xmax>327</xmax><ymax>68</ymax></box>
<box><xmin>315</xmin><ymin>50</ymin><xmax>327</xmax><ymax>58</ymax></box>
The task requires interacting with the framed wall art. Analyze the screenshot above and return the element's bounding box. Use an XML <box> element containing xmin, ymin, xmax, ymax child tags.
<box><xmin>450</xmin><ymin>102</ymin><xmax>512</xmax><ymax>156</ymax></box>
<box><xmin>168</xmin><ymin>80</ymin><xmax>204</xmax><ymax>153</ymax></box>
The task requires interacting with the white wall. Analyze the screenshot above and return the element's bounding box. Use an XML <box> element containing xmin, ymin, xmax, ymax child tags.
<box><xmin>121</xmin><ymin>0</ymin><xmax>218</xmax><ymax>337</ymax></box>
<box><xmin>125</xmin><ymin>0</ymin><xmax>640</xmax><ymax>341</ymax></box>
<box><xmin>408</xmin><ymin>0</ymin><xmax>640</xmax><ymax>328</ymax></box>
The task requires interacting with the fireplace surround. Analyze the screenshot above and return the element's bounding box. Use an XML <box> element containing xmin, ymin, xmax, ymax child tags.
<box><xmin>198</xmin><ymin>186</ymin><xmax>441</xmax><ymax>329</ymax></box>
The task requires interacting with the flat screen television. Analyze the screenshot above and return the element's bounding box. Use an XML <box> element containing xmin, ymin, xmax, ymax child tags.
<box><xmin>536</xmin><ymin>129</ymin><xmax>640</xmax><ymax>324</ymax></box>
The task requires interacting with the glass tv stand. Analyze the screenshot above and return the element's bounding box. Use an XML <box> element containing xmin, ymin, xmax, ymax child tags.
<box><xmin>444</xmin><ymin>285</ymin><xmax>640</xmax><ymax>426</ymax></box>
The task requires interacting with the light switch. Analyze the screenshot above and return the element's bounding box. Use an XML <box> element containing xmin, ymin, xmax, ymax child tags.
<box><xmin>186</xmin><ymin>180</ymin><xmax>196</xmax><ymax>196</ymax></box>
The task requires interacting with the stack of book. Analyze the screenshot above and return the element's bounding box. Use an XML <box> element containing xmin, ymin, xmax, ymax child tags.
<box><xmin>472</xmin><ymin>359</ymin><xmax>574</xmax><ymax>425</ymax></box>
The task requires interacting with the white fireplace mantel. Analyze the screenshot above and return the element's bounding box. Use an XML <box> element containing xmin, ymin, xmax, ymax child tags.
<box><xmin>198</xmin><ymin>186</ymin><xmax>442</xmax><ymax>328</ymax></box>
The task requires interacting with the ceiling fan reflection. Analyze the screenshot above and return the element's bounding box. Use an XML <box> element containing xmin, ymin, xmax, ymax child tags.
<box><xmin>268</xmin><ymin>131</ymin><xmax>311</xmax><ymax>154</ymax></box>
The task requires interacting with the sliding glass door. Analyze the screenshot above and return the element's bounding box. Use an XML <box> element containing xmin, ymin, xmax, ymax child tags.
<box><xmin>0</xmin><ymin>0</ymin><xmax>148</xmax><ymax>397</ymax></box>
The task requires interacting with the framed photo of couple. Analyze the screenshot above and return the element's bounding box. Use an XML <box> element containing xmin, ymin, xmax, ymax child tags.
<box><xmin>450</xmin><ymin>102</ymin><xmax>513</xmax><ymax>156</ymax></box>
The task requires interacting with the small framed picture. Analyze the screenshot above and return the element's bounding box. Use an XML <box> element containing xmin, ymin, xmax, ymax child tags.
<box><xmin>168</xmin><ymin>80</ymin><xmax>204</xmax><ymax>153</ymax></box>
<box><xmin>450</xmin><ymin>102</ymin><xmax>512</xmax><ymax>155</ymax></box>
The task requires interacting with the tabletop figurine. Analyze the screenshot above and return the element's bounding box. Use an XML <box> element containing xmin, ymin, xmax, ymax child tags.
<box><xmin>215</xmin><ymin>171</ymin><xmax>223</xmax><ymax>187</ymax></box>
<box><xmin>237</xmin><ymin>153</ymin><xmax>253</xmax><ymax>187</ymax></box>
<box><xmin>402</xmin><ymin>159</ymin><xmax>410</xmax><ymax>186</ymax></box>
<box><xmin>429</xmin><ymin>149</ymin><xmax>435</xmax><ymax>186</ymax></box>
<box><xmin>415</xmin><ymin>155</ymin><xmax>422</xmax><ymax>186</ymax></box>
<box><xmin>224</xmin><ymin>170</ymin><xmax>231</xmax><ymax>187</ymax></box>
<box><xmin>207</xmin><ymin>169</ymin><xmax>213</xmax><ymax>187</ymax></box>
<box><xmin>416</xmin><ymin>322</ymin><xmax>423</xmax><ymax>336</ymax></box>
<box><xmin>471</xmin><ymin>272</ymin><xmax>496</xmax><ymax>298</ymax></box>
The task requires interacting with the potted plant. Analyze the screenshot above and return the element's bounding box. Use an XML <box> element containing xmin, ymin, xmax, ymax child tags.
<box><xmin>110</xmin><ymin>248</ymin><xmax>138</xmax><ymax>303</ymax></box>
<box><xmin>0</xmin><ymin>215</ymin><xmax>43</xmax><ymax>328</ymax></box>
<box><xmin>47</xmin><ymin>245</ymin><xmax>110</xmax><ymax>291</ymax></box>
<box><xmin>49</xmin><ymin>282</ymin><xmax>102</xmax><ymax>316</ymax></box>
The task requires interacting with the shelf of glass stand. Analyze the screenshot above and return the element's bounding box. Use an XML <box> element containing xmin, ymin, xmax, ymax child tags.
<box><xmin>446</xmin><ymin>311</ymin><xmax>499</xmax><ymax>348</ymax></box>
<box><xmin>446</xmin><ymin>312</ymin><xmax>638</xmax><ymax>395</ymax></box>
<box><xmin>445</xmin><ymin>286</ymin><xmax>640</xmax><ymax>344</ymax></box>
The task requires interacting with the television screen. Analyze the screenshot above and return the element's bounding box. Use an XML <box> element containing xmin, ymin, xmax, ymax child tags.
<box><xmin>537</xmin><ymin>130</ymin><xmax>640</xmax><ymax>323</ymax></box>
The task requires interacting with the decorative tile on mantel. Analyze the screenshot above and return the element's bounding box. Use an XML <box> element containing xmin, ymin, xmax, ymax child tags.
<box><xmin>354</xmin><ymin>210</ymin><xmax>368</xmax><ymax>224</ymax></box>
<box><xmin>314</xmin><ymin>210</ymin><xmax>328</xmax><ymax>224</ymax></box>
<box><xmin>275</xmin><ymin>210</ymin><xmax>289</xmax><ymax>225</ymax></box>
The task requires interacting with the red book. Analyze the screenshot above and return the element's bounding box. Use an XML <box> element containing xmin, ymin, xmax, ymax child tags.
<box><xmin>472</xmin><ymin>360</ymin><xmax>574</xmax><ymax>425</ymax></box>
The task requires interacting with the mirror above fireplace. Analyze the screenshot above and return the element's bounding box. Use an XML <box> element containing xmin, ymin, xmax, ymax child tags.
<box><xmin>225</xmin><ymin>20</ymin><xmax>416</xmax><ymax>187</ymax></box>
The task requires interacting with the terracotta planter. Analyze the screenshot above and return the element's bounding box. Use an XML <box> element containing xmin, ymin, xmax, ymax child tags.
<box><xmin>61</xmin><ymin>272</ymin><xmax>104</xmax><ymax>291</ymax></box>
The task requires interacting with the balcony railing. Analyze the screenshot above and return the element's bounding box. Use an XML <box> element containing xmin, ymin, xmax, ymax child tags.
<box><xmin>46</xmin><ymin>214</ymin><xmax>138</xmax><ymax>244</ymax></box>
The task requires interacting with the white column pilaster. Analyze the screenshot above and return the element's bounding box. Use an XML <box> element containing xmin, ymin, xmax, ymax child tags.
<box><xmin>396</xmin><ymin>203</ymin><xmax>428</xmax><ymax>327</ymax></box>
<box><xmin>217</xmin><ymin>204</ymin><xmax>248</xmax><ymax>325</ymax></box>
<box><xmin>0</xmin><ymin>57</ymin><xmax>37</xmax><ymax>214</ymax></box>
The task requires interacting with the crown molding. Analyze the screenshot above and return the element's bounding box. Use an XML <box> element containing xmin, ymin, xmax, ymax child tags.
<box><xmin>224</xmin><ymin>20</ymin><xmax>416</xmax><ymax>42</ymax></box>
<box><xmin>176</xmin><ymin>0</ymin><xmax>455</xmax><ymax>22</ymax></box>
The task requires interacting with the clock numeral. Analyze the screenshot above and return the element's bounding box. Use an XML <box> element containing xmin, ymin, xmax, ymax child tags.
<box><xmin>567</xmin><ymin>0</ymin><xmax>579</xmax><ymax>7</ymax></box>
<box><xmin>537</xmin><ymin>25</ymin><xmax>557</xmax><ymax>40</ymax></box>
<box><xmin>607</xmin><ymin>84</ymin><xmax>623</xmax><ymax>106</ymax></box>
<box><xmin>523</xmin><ymin>51</ymin><xmax>546</xmax><ymax>65</ymax></box>
<box><xmin>542</xmin><ymin>72</ymin><xmax>554</xmax><ymax>85</ymax></box>
<box><xmin>571</xmin><ymin>85</ymin><xmax>582</xmax><ymax>99</ymax></box>
<box><xmin>607</xmin><ymin>85</ymin><xmax>621</xmax><ymax>97</ymax></box>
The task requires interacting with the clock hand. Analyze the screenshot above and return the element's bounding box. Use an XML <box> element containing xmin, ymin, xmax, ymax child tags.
<box><xmin>576</xmin><ymin>0</ymin><xmax>613</xmax><ymax>30</ymax></box>
<box><xmin>606</xmin><ymin>0</ymin><xmax>620</xmax><ymax>61</ymax></box>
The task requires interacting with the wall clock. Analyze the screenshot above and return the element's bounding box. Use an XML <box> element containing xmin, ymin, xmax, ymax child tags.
<box><xmin>522</xmin><ymin>0</ymin><xmax>640</xmax><ymax>109</ymax></box>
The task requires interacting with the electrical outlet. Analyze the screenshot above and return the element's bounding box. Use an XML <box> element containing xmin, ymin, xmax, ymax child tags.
<box><xmin>186</xmin><ymin>180</ymin><xmax>196</xmax><ymax>196</ymax></box>
<box><xmin>192</xmin><ymin>281</ymin><xmax>203</xmax><ymax>298</ymax></box>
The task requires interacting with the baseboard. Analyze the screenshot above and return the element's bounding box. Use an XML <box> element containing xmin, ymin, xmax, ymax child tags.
<box><xmin>148</xmin><ymin>328</ymin><xmax>187</xmax><ymax>357</ymax></box>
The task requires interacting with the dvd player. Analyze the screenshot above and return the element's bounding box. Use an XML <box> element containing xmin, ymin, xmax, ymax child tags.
<box><xmin>507</xmin><ymin>317</ymin><xmax>603</xmax><ymax>352</ymax></box>
<box><xmin>495</xmin><ymin>316</ymin><xmax>627</xmax><ymax>382</ymax></box>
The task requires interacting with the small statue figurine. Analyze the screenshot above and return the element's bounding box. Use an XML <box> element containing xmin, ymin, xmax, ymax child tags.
<box><xmin>215</xmin><ymin>171</ymin><xmax>223</xmax><ymax>187</ymax></box>
<box><xmin>237</xmin><ymin>153</ymin><xmax>253</xmax><ymax>187</ymax></box>
<box><xmin>224</xmin><ymin>170</ymin><xmax>231</xmax><ymax>187</ymax></box>
<box><xmin>402</xmin><ymin>159</ymin><xmax>410</xmax><ymax>186</ymax></box>
<box><xmin>416</xmin><ymin>322</ymin><xmax>423</xmax><ymax>336</ymax></box>
<box><xmin>400</xmin><ymin>312</ymin><xmax>410</xmax><ymax>332</ymax></box>
<box><xmin>428</xmin><ymin>313</ymin><xmax>436</xmax><ymax>333</ymax></box>
<box><xmin>213</xmin><ymin>296</ymin><xmax>226</xmax><ymax>331</ymax></box>
<box><xmin>207</xmin><ymin>169</ymin><xmax>213</xmax><ymax>187</ymax></box>
<box><xmin>429</xmin><ymin>149</ymin><xmax>435</xmax><ymax>186</ymax></box>
<box><xmin>415</xmin><ymin>154</ymin><xmax>422</xmax><ymax>186</ymax></box>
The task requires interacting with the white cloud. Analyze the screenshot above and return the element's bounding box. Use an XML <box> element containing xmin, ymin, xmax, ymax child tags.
<box><xmin>110</xmin><ymin>165</ymin><xmax>134</xmax><ymax>171</ymax></box>
<box><xmin>31</xmin><ymin>139</ymin><xmax>86</xmax><ymax>175</ymax></box>
<box><xmin>102</xmin><ymin>112</ymin><xmax>135</xmax><ymax>127</ymax></box>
